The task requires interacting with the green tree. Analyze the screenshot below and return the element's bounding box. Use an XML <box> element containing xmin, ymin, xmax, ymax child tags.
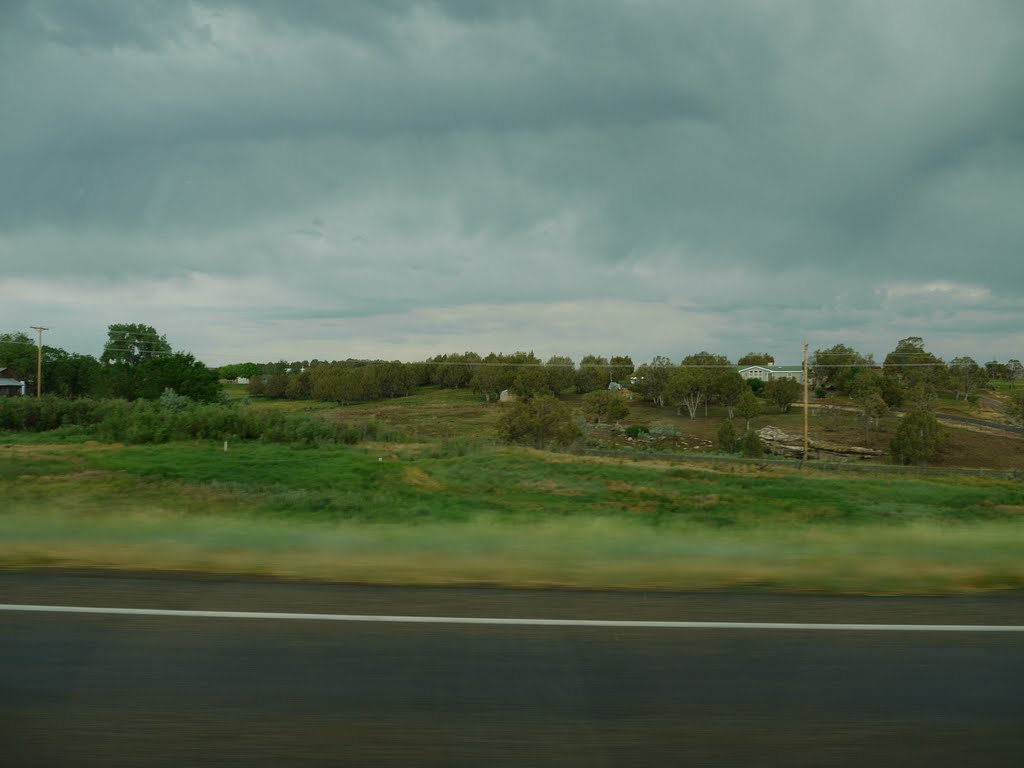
<box><xmin>1007</xmin><ymin>391</ymin><xmax>1024</xmax><ymax>426</ymax></box>
<box><xmin>713</xmin><ymin>369</ymin><xmax>747</xmax><ymax>419</ymax></box>
<box><xmin>430</xmin><ymin>352</ymin><xmax>480</xmax><ymax>389</ymax></box>
<box><xmin>575</xmin><ymin>355</ymin><xmax>610</xmax><ymax>393</ymax></box>
<box><xmin>581</xmin><ymin>389</ymin><xmax>629</xmax><ymax>423</ymax></box>
<box><xmin>741</xmin><ymin>429</ymin><xmax>764</xmax><ymax>458</ymax></box>
<box><xmin>100</xmin><ymin>352</ymin><xmax>220</xmax><ymax>402</ymax></box>
<box><xmin>883</xmin><ymin>337</ymin><xmax>946</xmax><ymax>390</ymax></box>
<box><xmin>681</xmin><ymin>352</ymin><xmax>730</xmax><ymax>417</ymax></box>
<box><xmin>890</xmin><ymin>411</ymin><xmax>945</xmax><ymax>466</ymax></box>
<box><xmin>810</xmin><ymin>344</ymin><xmax>874</xmax><ymax>393</ymax></box>
<box><xmin>850</xmin><ymin>370</ymin><xmax>888</xmax><ymax>441</ymax></box>
<box><xmin>1007</xmin><ymin>359</ymin><xmax>1023</xmax><ymax>389</ymax></box>
<box><xmin>985</xmin><ymin>360</ymin><xmax>1009</xmax><ymax>383</ymax></box>
<box><xmin>471</xmin><ymin>351</ymin><xmax>541</xmax><ymax>401</ymax></box>
<box><xmin>512</xmin><ymin>364</ymin><xmax>552</xmax><ymax>399</ymax></box>
<box><xmin>735</xmin><ymin>389</ymin><xmax>761</xmax><ymax>431</ymax></box>
<box><xmin>0</xmin><ymin>331</ymin><xmax>36</xmax><ymax>383</ymax></box>
<box><xmin>664</xmin><ymin>366</ymin><xmax>708</xmax><ymax>419</ymax></box>
<box><xmin>878</xmin><ymin>375</ymin><xmax>905</xmax><ymax>409</ymax></box>
<box><xmin>544</xmin><ymin>356</ymin><xmax>575</xmax><ymax>394</ymax></box>
<box><xmin>100</xmin><ymin>323</ymin><xmax>172</xmax><ymax>366</ymax></box>
<box><xmin>948</xmin><ymin>356</ymin><xmax>986</xmax><ymax>401</ymax></box>
<box><xmin>764</xmin><ymin>377</ymin><xmax>801</xmax><ymax>413</ymax></box>
<box><xmin>496</xmin><ymin>395</ymin><xmax>579</xmax><ymax>449</ymax></box>
<box><xmin>609</xmin><ymin>355</ymin><xmax>635</xmax><ymax>385</ymax></box>
<box><xmin>906</xmin><ymin>382</ymin><xmax>939</xmax><ymax>412</ymax></box>
<box><xmin>633</xmin><ymin>356</ymin><xmax>675</xmax><ymax>406</ymax></box>
<box><xmin>716</xmin><ymin>419</ymin><xmax>738</xmax><ymax>453</ymax></box>
<box><xmin>737</xmin><ymin>352</ymin><xmax>775</xmax><ymax>366</ymax></box>
<box><xmin>218</xmin><ymin>362</ymin><xmax>262</xmax><ymax>380</ymax></box>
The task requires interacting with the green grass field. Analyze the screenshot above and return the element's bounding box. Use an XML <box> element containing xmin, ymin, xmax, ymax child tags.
<box><xmin>3</xmin><ymin>435</ymin><xmax>1023</xmax><ymax>593</ymax></box>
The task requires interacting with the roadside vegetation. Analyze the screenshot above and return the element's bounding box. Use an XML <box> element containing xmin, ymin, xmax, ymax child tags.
<box><xmin>2</xmin><ymin>437</ymin><xmax>1022</xmax><ymax>593</ymax></box>
<box><xmin>2</xmin><ymin>327</ymin><xmax>1022</xmax><ymax>593</ymax></box>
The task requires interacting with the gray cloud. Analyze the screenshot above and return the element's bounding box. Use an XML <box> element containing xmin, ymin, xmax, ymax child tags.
<box><xmin>1</xmin><ymin>0</ymin><xmax>1022</xmax><ymax>364</ymax></box>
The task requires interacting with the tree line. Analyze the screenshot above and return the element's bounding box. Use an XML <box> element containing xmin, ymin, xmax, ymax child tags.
<box><xmin>1</xmin><ymin>324</ymin><xmax>221</xmax><ymax>403</ymax></box>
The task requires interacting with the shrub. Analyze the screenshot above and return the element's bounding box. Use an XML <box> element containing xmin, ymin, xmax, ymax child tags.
<box><xmin>581</xmin><ymin>390</ymin><xmax>630</xmax><ymax>423</ymax></box>
<box><xmin>890</xmin><ymin>411</ymin><xmax>945</xmax><ymax>466</ymax></box>
<box><xmin>624</xmin><ymin>424</ymin><xmax>650</xmax><ymax>439</ymax></box>
<box><xmin>716</xmin><ymin>420</ymin><xmax>738</xmax><ymax>453</ymax></box>
<box><xmin>496</xmin><ymin>395</ymin><xmax>580</xmax><ymax>449</ymax></box>
<box><xmin>741</xmin><ymin>430</ymin><xmax>764</xmax><ymax>458</ymax></box>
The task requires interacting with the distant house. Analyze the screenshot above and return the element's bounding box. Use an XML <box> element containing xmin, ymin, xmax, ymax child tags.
<box><xmin>736</xmin><ymin>364</ymin><xmax>804</xmax><ymax>384</ymax></box>
<box><xmin>0</xmin><ymin>367</ymin><xmax>26</xmax><ymax>397</ymax></box>
<box><xmin>235</xmin><ymin>377</ymin><xmax>250</xmax><ymax>385</ymax></box>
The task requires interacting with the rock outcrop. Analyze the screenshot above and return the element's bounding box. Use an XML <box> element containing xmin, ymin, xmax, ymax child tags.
<box><xmin>757</xmin><ymin>426</ymin><xmax>883</xmax><ymax>460</ymax></box>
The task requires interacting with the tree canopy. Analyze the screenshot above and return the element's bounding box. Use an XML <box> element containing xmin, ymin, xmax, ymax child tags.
<box><xmin>101</xmin><ymin>323</ymin><xmax>172</xmax><ymax>366</ymax></box>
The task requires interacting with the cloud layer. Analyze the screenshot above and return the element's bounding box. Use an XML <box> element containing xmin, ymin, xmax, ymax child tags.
<box><xmin>2</xmin><ymin>0</ymin><xmax>1022</xmax><ymax>365</ymax></box>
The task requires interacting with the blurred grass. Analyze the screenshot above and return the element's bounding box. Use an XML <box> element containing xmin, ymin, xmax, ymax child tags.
<box><xmin>2</xmin><ymin>439</ymin><xmax>1024</xmax><ymax>592</ymax></box>
<box><xmin>3</xmin><ymin>513</ymin><xmax>1023</xmax><ymax>593</ymax></box>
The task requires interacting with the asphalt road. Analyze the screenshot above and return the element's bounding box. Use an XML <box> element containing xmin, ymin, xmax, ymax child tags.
<box><xmin>2</xmin><ymin>574</ymin><xmax>1023</xmax><ymax>767</ymax></box>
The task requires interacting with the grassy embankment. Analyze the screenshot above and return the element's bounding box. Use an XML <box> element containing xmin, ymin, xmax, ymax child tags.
<box><xmin>3</xmin><ymin>427</ymin><xmax>1023</xmax><ymax>593</ymax></box>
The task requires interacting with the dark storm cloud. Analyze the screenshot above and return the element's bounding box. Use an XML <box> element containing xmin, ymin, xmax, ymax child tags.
<box><xmin>2</xmin><ymin>0</ymin><xmax>1022</xmax><ymax>362</ymax></box>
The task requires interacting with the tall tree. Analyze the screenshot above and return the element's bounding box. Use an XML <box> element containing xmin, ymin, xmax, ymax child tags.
<box><xmin>430</xmin><ymin>352</ymin><xmax>480</xmax><ymax>389</ymax></box>
<box><xmin>100</xmin><ymin>324</ymin><xmax>172</xmax><ymax>366</ymax></box>
<box><xmin>713</xmin><ymin>369</ymin><xmax>747</xmax><ymax>419</ymax></box>
<box><xmin>581</xmin><ymin>390</ymin><xmax>629</xmax><ymax>424</ymax></box>
<box><xmin>850</xmin><ymin>370</ymin><xmax>888</xmax><ymax>441</ymax></box>
<box><xmin>633</xmin><ymin>356</ymin><xmax>675</xmax><ymax>406</ymax></box>
<box><xmin>575</xmin><ymin>355</ymin><xmax>610</xmax><ymax>393</ymax></box>
<box><xmin>764</xmin><ymin>378</ymin><xmax>801</xmax><ymax>413</ymax></box>
<box><xmin>810</xmin><ymin>344</ymin><xmax>873</xmax><ymax>393</ymax></box>
<box><xmin>948</xmin><ymin>356</ymin><xmax>986</xmax><ymax>401</ymax></box>
<box><xmin>883</xmin><ymin>337</ymin><xmax>946</xmax><ymax>390</ymax></box>
<box><xmin>890</xmin><ymin>411</ymin><xmax>945</xmax><ymax>466</ymax></box>
<box><xmin>544</xmin><ymin>356</ymin><xmax>575</xmax><ymax>394</ymax></box>
<box><xmin>1007</xmin><ymin>360</ymin><xmax>1023</xmax><ymax>389</ymax></box>
<box><xmin>737</xmin><ymin>352</ymin><xmax>775</xmax><ymax>366</ymax></box>
<box><xmin>681</xmin><ymin>352</ymin><xmax>730</xmax><ymax>416</ymax></box>
<box><xmin>1008</xmin><ymin>391</ymin><xmax>1024</xmax><ymax>426</ymax></box>
<box><xmin>609</xmin><ymin>355</ymin><xmax>635</xmax><ymax>385</ymax></box>
<box><xmin>735</xmin><ymin>389</ymin><xmax>761</xmax><ymax>432</ymax></box>
<box><xmin>664</xmin><ymin>367</ymin><xmax>708</xmax><ymax>419</ymax></box>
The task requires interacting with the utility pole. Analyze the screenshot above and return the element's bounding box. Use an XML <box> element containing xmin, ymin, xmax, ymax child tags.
<box><xmin>30</xmin><ymin>326</ymin><xmax>48</xmax><ymax>399</ymax></box>
<box><xmin>802</xmin><ymin>340</ymin><xmax>809</xmax><ymax>465</ymax></box>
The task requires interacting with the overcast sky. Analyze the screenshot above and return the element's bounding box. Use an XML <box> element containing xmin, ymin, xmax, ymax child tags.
<box><xmin>2</xmin><ymin>0</ymin><xmax>1022</xmax><ymax>366</ymax></box>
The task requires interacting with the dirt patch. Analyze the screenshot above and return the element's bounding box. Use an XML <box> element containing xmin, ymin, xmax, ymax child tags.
<box><xmin>605</xmin><ymin>480</ymin><xmax>676</xmax><ymax>499</ymax></box>
<box><xmin>403</xmin><ymin>466</ymin><xmax>442</xmax><ymax>492</ymax></box>
<box><xmin>524</xmin><ymin>479</ymin><xmax>584</xmax><ymax>497</ymax></box>
<box><xmin>24</xmin><ymin>470</ymin><xmax>118</xmax><ymax>483</ymax></box>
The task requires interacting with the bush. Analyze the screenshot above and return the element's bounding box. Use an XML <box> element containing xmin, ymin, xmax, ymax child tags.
<box><xmin>648</xmin><ymin>421</ymin><xmax>678</xmax><ymax>438</ymax></box>
<box><xmin>0</xmin><ymin>395</ymin><xmax>402</xmax><ymax>448</ymax></box>
<box><xmin>496</xmin><ymin>395</ymin><xmax>580</xmax><ymax>449</ymax></box>
<box><xmin>624</xmin><ymin>424</ymin><xmax>650</xmax><ymax>439</ymax></box>
<box><xmin>716</xmin><ymin>420</ymin><xmax>738</xmax><ymax>453</ymax></box>
<box><xmin>581</xmin><ymin>390</ymin><xmax>630</xmax><ymax>423</ymax></box>
<box><xmin>890</xmin><ymin>411</ymin><xmax>945</xmax><ymax>466</ymax></box>
<box><xmin>741</xmin><ymin>430</ymin><xmax>764</xmax><ymax>458</ymax></box>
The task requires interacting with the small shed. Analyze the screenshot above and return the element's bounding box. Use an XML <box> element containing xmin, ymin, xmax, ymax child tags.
<box><xmin>0</xmin><ymin>367</ymin><xmax>26</xmax><ymax>397</ymax></box>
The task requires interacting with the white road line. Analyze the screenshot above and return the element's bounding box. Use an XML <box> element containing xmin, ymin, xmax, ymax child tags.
<box><xmin>2</xmin><ymin>603</ymin><xmax>1023</xmax><ymax>631</ymax></box>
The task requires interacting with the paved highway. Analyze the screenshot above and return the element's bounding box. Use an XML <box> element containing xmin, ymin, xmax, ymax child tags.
<box><xmin>2</xmin><ymin>575</ymin><xmax>1023</xmax><ymax>767</ymax></box>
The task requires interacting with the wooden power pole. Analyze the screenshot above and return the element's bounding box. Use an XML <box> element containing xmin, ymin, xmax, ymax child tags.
<box><xmin>30</xmin><ymin>326</ymin><xmax>48</xmax><ymax>398</ymax></box>
<box><xmin>802</xmin><ymin>340</ymin><xmax>809</xmax><ymax>464</ymax></box>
